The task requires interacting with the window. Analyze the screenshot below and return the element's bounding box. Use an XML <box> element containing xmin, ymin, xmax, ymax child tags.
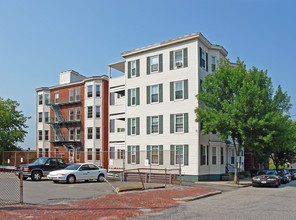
<box><xmin>76</xmin><ymin>128</ymin><xmax>81</xmax><ymax>141</ymax></box>
<box><xmin>96</xmin><ymin>149</ymin><xmax>100</xmax><ymax>160</ymax></box>
<box><xmin>151</xmin><ymin>85</ymin><xmax>159</xmax><ymax>103</ymax></box>
<box><xmin>175</xmin><ymin>81</ymin><xmax>183</xmax><ymax>100</ymax></box>
<box><xmin>54</xmin><ymin>93</ymin><xmax>59</xmax><ymax>104</ymax></box>
<box><xmin>201</xmin><ymin>145</ymin><xmax>206</xmax><ymax>165</ymax></box>
<box><xmin>38</xmin><ymin>148</ymin><xmax>43</xmax><ymax>157</ymax></box>
<box><xmin>200</xmin><ymin>48</ymin><xmax>206</xmax><ymax>68</ymax></box>
<box><xmin>38</xmin><ymin>112</ymin><xmax>42</xmax><ymax>123</ymax></box>
<box><xmin>151</xmin><ymin>116</ymin><xmax>159</xmax><ymax>134</ymax></box>
<box><xmin>96</xmin><ymin>106</ymin><xmax>100</xmax><ymax>118</ymax></box>
<box><xmin>117</xmin><ymin>128</ymin><xmax>125</xmax><ymax>132</ymax></box>
<box><xmin>231</xmin><ymin>149</ymin><xmax>235</xmax><ymax>164</ymax></box>
<box><xmin>131</xmin><ymin>88</ymin><xmax>136</xmax><ymax>106</ymax></box>
<box><xmin>76</xmin><ymin>108</ymin><xmax>80</xmax><ymax>120</ymax></box>
<box><xmin>69</xmin><ymin>90</ymin><xmax>74</xmax><ymax>102</ymax></box>
<box><xmin>170</xmin><ymin>80</ymin><xmax>188</xmax><ymax>101</ymax></box>
<box><xmin>131</xmin><ymin>118</ymin><xmax>136</xmax><ymax>135</ymax></box>
<box><xmin>38</xmin><ymin>130</ymin><xmax>42</xmax><ymax>141</ymax></box>
<box><xmin>87</xmin><ymin>149</ymin><xmax>92</xmax><ymax>160</ymax></box>
<box><xmin>151</xmin><ymin>146</ymin><xmax>159</xmax><ymax>164</ymax></box>
<box><xmin>211</xmin><ymin>56</ymin><xmax>216</xmax><ymax>72</ymax></box>
<box><xmin>151</xmin><ymin>55</ymin><xmax>159</xmax><ymax>72</ymax></box>
<box><xmin>212</xmin><ymin>147</ymin><xmax>217</xmax><ymax>165</ymax></box>
<box><xmin>54</xmin><ymin>148</ymin><xmax>58</xmax><ymax>157</ymax></box>
<box><xmin>69</xmin><ymin>129</ymin><xmax>74</xmax><ymax>141</ymax></box>
<box><xmin>45</xmin><ymin>149</ymin><xmax>49</xmax><ymax>157</ymax></box>
<box><xmin>175</xmin><ymin>114</ymin><xmax>184</xmax><ymax>133</ymax></box>
<box><xmin>44</xmin><ymin>112</ymin><xmax>49</xmax><ymax>123</ymax></box>
<box><xmin>44</xmin><ymin>94</ymin><xmax>49</xmax><ymax>105</ymax></box>
<box><xmin>69</xmin><ymin>109</ymin><xmax>74</xmax><ymax>121</ymax></box>
<box><xmin>76</xmin><ymin>149</ymin><xmax>80</xmax><ymax>161</ymax></box>
<box><xmin>88</xmin><ymin>106</ymin><xmax>93</xmax><ymax>119</ymax></box>
<box><xmin>117</xmin><ymin>149</ymin><xmax>125</xmax><ymax>159</ymax></box>
<box><xmin>45</xmin><ymin>130</ymin><xmax>49</xmax><ymax>141</ymax></box>
<box><xmin>110</xmin><ymin>147</ymin><xmax>115</xmax><ymax>159</ymax></box>
<box><xmin>87</xmin><ymin>85</ymin><xmax>93</xmax><ymax>98</ymax></box>
<box><xmin>110</xmin><ymin>119</ymin><xmax>115</xmax><ymax>133</ymax></box>
<box><xmin>175</xmin><ymin>50</ymin><xmax>183</xmax><ymax>68</ymax></box>
<box><xmin>176</xmin><ymin>145</ymin><xmax>184</xmax><ymax>165</ymax></box>
<box><xmin>131</xmin><ymin>146</ymin><xmax>136</xmax><ymax>164</ymax></box>
<box><xmin>96</xmin><ymin>85</ymin><xmax>101</xmax><ymax>97</ymax></box>
<box><xmin>88</xmin><ymin>127</ymin><xmax>93</xmax><ymax>139</ymax></box>
<box><xmin>131</xmin><ymin>60</ymin><xmax>136</xmax><ymax>77</ymax></box>
<box><xmin>75</xmin><ymin>88</ymin><xmax>80</xmax><ymax>101</ymax></box>
<box><xmin>96</xmin><ymin>127</ymin><xmax>100</xmax><ymax>139</ymax></box>
<box><xmin>38</xmin><ymin>94</ymin><xmax>43</xmax><ymax>105</ymax></box>
<box><xmin>221</xmin><ymin>147</ymin><xmax>224</xmax><ymax>165</ymax></box>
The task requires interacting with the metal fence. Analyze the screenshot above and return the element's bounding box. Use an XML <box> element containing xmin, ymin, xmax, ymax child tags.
<box><xmin>0</xmin><ymin>170</ymin><xmax>22</xmax><ymax>206</ymax></box>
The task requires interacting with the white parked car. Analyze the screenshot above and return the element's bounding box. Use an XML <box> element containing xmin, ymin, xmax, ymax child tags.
<box><xmin>47</xmin><ymin>163</ymin><xmax>107</xmax><ymax>184</ymax></box>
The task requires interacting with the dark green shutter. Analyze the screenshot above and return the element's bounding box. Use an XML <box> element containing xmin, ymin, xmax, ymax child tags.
<box><xmin>127</xmin><ymin>146</ymin><xmax>131</xmax><ymax>164</ymax></box>
<box><xmin>170</xmin><ymin>82</ymin><xmax>174</xmax><ymax>101</ymax></box>
<box><xmin>147</xmin><ymin>116</ymin><xmax>151</xmax><ymax>134</ymax></box>
<box><xmin>207</xmin><ymin>145</ymin><xmax>209</xmax><ymax>165</ymax></box>
<box><xmin>128</xmin><ymin>89</ymin><xmax>131</xmax><ymax>106</ymax></box>
<box><xmin>147</xmin><ymin>86</ymin><xmax>150</xmax><ymax>104</ymax></box>
<box><xmin>206</xmin><ymin>53</ymin><xmax>208</xmax><ymax>72</ymax></box>
<box><xmin>159</xmin><ymin>115</ymin><xmax>163</xmax><ymax>134</ymax></box>
<box><xmin>127</xmin><ymin>118</ymin><xmax>131</xmax><ymax>135</ymax></box>
<box><xmin>136</xmin><ymin>117</ymin><xmax>140</xmax><ymax>135</ymax></box>
<box><xmin>170</xmin><ymin>51</ymin><xmax>174</xmax><ymax>70</ymax></box>
<box><xmin>128</xmin><ymin>61</ymin><xmax>131</xmax><ymax>78</ymax></box>
<box><xmin>159</xmin><ymin>145</ymin><xmax>163</xmax><ymax>165</ymax></box>
<box><xmin>159</xmin><ymin>84</ymin><xmax>163</xmax><ymax>103</ymax></box>
<box><xmin>199</xmin><ymin>47</ymin><xmax>202</xmax><ymax>67</ymax></box>
<box><xmin>147</xmin><ymin>57</ymin><xmax>150</xmax><ymax>75</ymax></box>
<box><xmin>200</xmin><ymin>145</ymin><xmax>203</xmax><ymax>165</ymax></box>
<box><xmin>183</xmin><ymin>48</ymin><xmax>188</xmax><ymax>68</ymax></box>
<box><xmin>184</xmin><ymin>79</ymin><xmax>188</xmax><ymax>99</ymax></box>
<box><xmin>159</xmin><ymin>54</ymin><xmax>163</xmax><ymax>72</ymax></box>
<box><xmin>184</xmin><ymin>113</ymin><xmax>189</xmax><ymax>133</ymax></box>
<box><xmin>136</xmin><ymin>87</ymin><xmax>140</xmax><ymax>105</ymax></box>
<box><xmin>170</xmin><ymin>114</ymin><xmax>174</xmax><ymax>133</ymax></box>
<box><xmin>147</xmin><ymin>145</ymin><xmax>151</xmax><ymax>163</ymax></box>
<box><xmin>136</xmin><ymin>59</ymin><xmax>140</xmax><ymax>77</ymax></box>
<box><xmin>170</xmin><ymin>145</ymin><xmax>175</xmax><ymax>165</ymax></box>
<box><xmin>136</xmin><ymin>145</ymin><xmax>140</xmax><ymax>164</ymax></box>
<box><xmin>184</xmin><ymin>145</ymin><xmax>189</xmax><ymax>166</ymax></box>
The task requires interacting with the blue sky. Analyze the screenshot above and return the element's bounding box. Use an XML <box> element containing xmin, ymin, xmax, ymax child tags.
<box><xmin>0</xmin><ymin>0</ymin><xmax>295</xmax><ymax>149</ymax></box>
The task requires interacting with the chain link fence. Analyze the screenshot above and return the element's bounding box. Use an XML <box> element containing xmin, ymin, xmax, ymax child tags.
<box><xmin>0</xmin><ymin>170</ymin><xmax>22</xmax><ymax>206</ymax></box>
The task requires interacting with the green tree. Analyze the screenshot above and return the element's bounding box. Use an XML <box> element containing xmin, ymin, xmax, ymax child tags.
<box><xmin>195</xmin><ymin>58</ymin><xmax>276</xmax><ymax>184</ymax></box>
<box><xmin>0</xmin><ymin>97</ymin><xmax>30</xmax><ymax>153</ymax></box>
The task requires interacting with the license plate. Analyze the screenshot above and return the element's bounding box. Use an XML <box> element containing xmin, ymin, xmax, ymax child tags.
<box><xmin>261</xmin><ymin>181</ymin><xmax>267</xmax><ymax>184</ymax></box>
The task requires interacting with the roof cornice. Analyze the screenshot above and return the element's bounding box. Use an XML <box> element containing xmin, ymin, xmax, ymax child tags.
<box><xmin>36</xmin><ymin>75</ymin><xmax>109</xmax><ymax>92</ymax></box>
<box><xmin>120</xmin><ymin>32</ymin><xmax>228</xmax><ymax>57</ymax></box>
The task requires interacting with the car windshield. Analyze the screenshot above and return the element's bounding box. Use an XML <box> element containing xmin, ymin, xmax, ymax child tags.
<box><xmin>257</xmin><ymin>170</ymin><xmax>275</xmax><ymax>175</ymax></box>
<box><xmin>64</xmin><ymin>164</ymin><xmax>81</xmax><ymax>170</ymax></box>
<box><xmin>31</xmin><ymin>158</ymin><xmax>48</xmax><ymax>165</ymax></box>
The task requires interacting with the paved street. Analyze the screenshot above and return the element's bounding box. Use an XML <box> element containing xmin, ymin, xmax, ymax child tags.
<box><xmin>138</xmin><ymin>180</ymin><xmax>296</xmax><ymax>220</ymax></box>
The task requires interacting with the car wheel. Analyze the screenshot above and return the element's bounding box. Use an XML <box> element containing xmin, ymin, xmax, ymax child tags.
<box><xmin>66</xmin><ymin>175</ymin><xmax>76</xmax><ymax>184</ymax></box>
<box><xmin>53</xmin><ymin>180</ymin><xmax>59</xmax><ymax>183</ymax></box>
<box><xmin>31</xmin><ymin>171</ymin><xmax>42</xmax><ymax>181</ymax></box>
<box><xmin>97</xmin><ymin>174</ymin><xmax>105</xmax><ymax>182</ymax></box>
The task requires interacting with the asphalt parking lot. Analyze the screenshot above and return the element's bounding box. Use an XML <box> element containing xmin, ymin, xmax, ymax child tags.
<box><xmin>22</xmin><ymin>177</ymin><xmax>143</xmax><ymax>205</ymax></box>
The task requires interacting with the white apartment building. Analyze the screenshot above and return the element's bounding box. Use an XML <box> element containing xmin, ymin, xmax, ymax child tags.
<box><xmin>109</xmin><ymin>32</ymin><xmax>242</xmax><ymax>181</ymax></box>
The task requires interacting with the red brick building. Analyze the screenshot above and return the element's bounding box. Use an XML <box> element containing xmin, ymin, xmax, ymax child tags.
<box><xmin>36</xmin><ymin>70</ymin><xmax>109</xmax><ymax>168</ymax></box>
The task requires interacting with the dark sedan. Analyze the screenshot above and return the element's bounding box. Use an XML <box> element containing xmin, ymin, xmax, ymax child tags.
<box><xmin>289</xmin><ymin>169</ymin><xmax>296</xmax><ymax>180</ymax></box>
<box><xmin>252</xmin><ymin>170</ymin><xmax>281</xmax><ymax>188</ymax></box>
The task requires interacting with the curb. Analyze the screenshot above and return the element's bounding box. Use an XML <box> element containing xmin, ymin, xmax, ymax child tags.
<box><xmin>173</xmin><ymin>190</ymin><xmax>222</xmax><ymax>202</ymax></box>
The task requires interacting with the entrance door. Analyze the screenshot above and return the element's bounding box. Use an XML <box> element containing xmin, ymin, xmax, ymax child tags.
<box><xmin>69</xmin><ymin>149</ymin><xmax>74</xmax><ymax>163</ymax></box>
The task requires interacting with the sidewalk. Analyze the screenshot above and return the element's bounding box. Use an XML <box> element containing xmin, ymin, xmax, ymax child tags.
<box><xmin>0</xmin><ymin>186</ymin><xmax>219</xmax><ymax>220</ymax></box>
<box><xmin>194</xmin><ymin>178</ymin><xmax>252</xmax><ymax>188</ymax></box>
